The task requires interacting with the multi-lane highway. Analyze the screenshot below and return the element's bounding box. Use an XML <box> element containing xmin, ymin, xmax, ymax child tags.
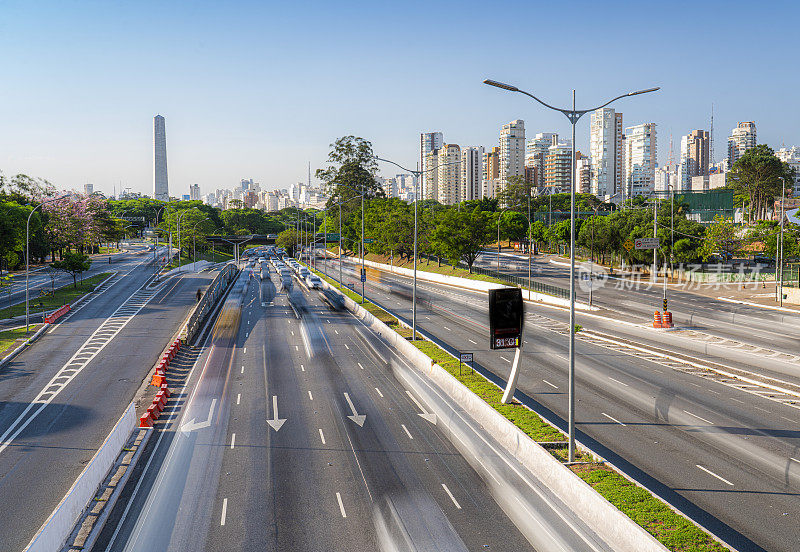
<box><xmin>95</xmin><ymin>264</ymin><xmax>619</xmax><ymax>552</ymax></box>
<box><xmin>323</xmin><ymin>255</ymin><xmax>800</xmax><ymax>552</ymax></box>
<box><xmin>0</xmin><ymin>246</ymin><xmax>216</xmax><ymax>552</ymax></box>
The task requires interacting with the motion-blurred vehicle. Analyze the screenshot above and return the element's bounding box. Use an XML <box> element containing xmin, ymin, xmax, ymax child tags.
<box><xmin>318</xmin><ymin>287</ymin><xmax>345</xmax><ymax>310</ymax></box>
<box><xmin>305</xmin><ymin>274</ymin><xmax>321</xmax><ymax>289</ymax></box>
<box><xmin>260</xmin><ymin>268</ymin><xmax>269</xmax><ymax>280</ymax></box>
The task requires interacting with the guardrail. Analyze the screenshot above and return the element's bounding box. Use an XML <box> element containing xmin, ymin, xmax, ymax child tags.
<box><xmin>182</xmin><ymin>262</ymin><xmax>238</xmax><ymax>343</ymax></box>
<box><xmin>44</xmin><ymin>304</ymin><xmax>70</xmax><ymax>324</ymax></box>
<box><xmin>420</xmin><ymin>253</ymin><xmax>573</xmax><ymax>300</ymax></box>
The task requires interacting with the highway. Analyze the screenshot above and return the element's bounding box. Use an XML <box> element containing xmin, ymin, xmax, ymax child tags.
<box><xmin>473</xmin><ymin>250</ymin><xmax>800</xmax><ymax>357</ymax></box>
<box><xmin>96</xmin><ymin>265</ymin><xmax>615</xmax><ymax>552</ymax></box>
<box><xmin>324</xmin><ymin>255</ymin><xmax>800</xmax><ymax>552</ymax></box>
<box><xmin>0</xmin><ymin>246</ymin><xmax>216</xmax><ymax>552</ymax></box>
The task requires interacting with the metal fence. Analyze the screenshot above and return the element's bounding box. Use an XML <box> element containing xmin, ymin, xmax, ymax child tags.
<box><xmin>183</xmin><ymin>262</ymin><xmax>239</xmax><ymax>343</ymax></box>
<box><xmin>420</xmin><ymin>253</ymin><xmax>573</xmax><ymax>301</ymax></box>
<box><xmin>783</xmin><ymin>263</ymin><xmax>800</xmax><ymax>288</ymax></box>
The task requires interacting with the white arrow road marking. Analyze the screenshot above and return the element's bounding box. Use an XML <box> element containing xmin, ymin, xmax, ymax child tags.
<box><xmin>181</xmin><ymin>399</ymin><xmax>217</xmax><ymax>434</ymax></box>
<box><xmin>343</xmin><ymin>392</ymin><xmax>366</xmax><ymax>427</ymax></box>
<box><xmin>406</xmin><ymin>390</ymin><xmax>436</xmax><ymax>424</ymax></box>
<box><xmin>267</xmin><ymin>395</ymin><xmax>286</xmax><ymax>431</ymax></box>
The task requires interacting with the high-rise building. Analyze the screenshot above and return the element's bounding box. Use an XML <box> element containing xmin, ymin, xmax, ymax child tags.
<box><xmin>420</xmin><ymin>132</ymin><xmax>444</xmax><ymax>198</ymax></box>
<box><xmin>499</xmin><ymin>120</ymin><xmax>525</xmax><ymax>187</ymax></box>
<box><xmin>525</xmin><ymin>133</ymin><xmax>557</xmax><ymax>188</ymax></box>
<box><xmin>575</xmin><ymin>153</ymin><xmax>591</xmax><ymax>194</ymax></box>
<box><xmin>460</xmin><ymin>146</ymin><xmax>484</xmax><ymax>202</ymax></box>
<box><xmin>153</xmin><ymin>115</ymin><xmax>169</xmax><ymax>201</ymax></box>
<box><xmin>727</xmin><ymin>121</ymin><xmax>757</xmax><ymax>167</ymax></box>
<box><xmin>84</xmin><ymin>183</ymin><xmax>94</xmax><ymax>196</ymax></box>
<box><xmin>189</xmin><ymin>183</ymin><xmax>201</xmax><ymax>201</ymax></box>
<box><xmin>678</xmin><ymin>130</ymin><xmax>710</xmax><ymax>191</ymax></box>
<box><xmin>589</xmin><ymin>108</ymin><xmax>624</xmax><ymax>198</ymax></box>
<box><xmin>776</xmin><ymin>146</ymin><xmax>800</xmax><ymax>197</ymax></box>
<box><xmin>624</xmin><ymin>123</ymin><xmax>657</xmax><ymax>197</ymax></box>
<box><xmin>423</xmin><ymin>148</ymin><xmax>439</xmax><ymax>201</ymax></box>
<box><xmin>241</xmin><ymin>178</ymin><xmax>254</xmax><ymax>191</ymax></box>
<box><xmin>543</xmin><ymin>140</ymin><xmax>573</xmax><ymax>192</ymax></box>
<box><xmin>435</xmin><ymin>144</ymin><xmax>461</xmax><ymax>205</ymax></box>
<box><xmin>483</xmin><ymin>146</ymin><xmax>500</xmax><ymax>183</ymax></box>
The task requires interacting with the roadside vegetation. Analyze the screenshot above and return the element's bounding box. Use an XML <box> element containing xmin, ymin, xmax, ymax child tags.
<box><xmin>0</xmin><ymin>325</ymin><xmax>43</xmax><ymax>356</ymax></box>
<box><xmin>0</xmin><ymin>272</ymin><xmax>112</xmax><ymax>320</ymax></box>
<box><xmin>308</xmin><ymin>261</ymin><xmax>726</xmax><ymax>552</ymax></box>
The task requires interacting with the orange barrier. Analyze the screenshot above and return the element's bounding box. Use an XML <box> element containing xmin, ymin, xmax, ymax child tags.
<box><xmin>151</xmin><ymin>372</ymin><xmax>166</xmax><ymax>387</ymax></box>
<box><xmin>652</xmin><ymin>312</ymin><xmax>662</xmax><ymax>328</ymax></box>
<box><xmin>160</xmin><ymin>383</ymin><xmax>171</xmax><ymax>398</ymax></box>
<box><xmin>155</xmin><ymin>391</ymin><xmax>167</xmax><ymax>409</ymax></box>
<box><xmin>662</xmin><ymin>311</ymin><xmax>673</xmax><ymax>328</ymax></box>
<box><xmin>44</xmin><ymin>304</ymin><xmax>71</xmax><ymax>324</ymax></box>
<box><xmin>139</xmin><ymin>413</ymin><xmax>153</xmax><ymax>428</ymax></box>
<box><xmin>147</xmin><ymin>404</ymin><xmax>160</xmax><ymax>420</ymax></box>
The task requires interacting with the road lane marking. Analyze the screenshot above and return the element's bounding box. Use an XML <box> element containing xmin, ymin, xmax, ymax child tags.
<box><xmin>220</xmin><ymin>498</ymin><xmax>228</xmax><ymax>525</ymax></box>
<box><xmin>291</xmin><ymin>330</ymin><xmax>294</xmax><ymax>336</ymax></box>
<box><xmin>781</xmin><ymin>416</ymin><xmax>798</xmax><ymax>424</ymax></box>
<box><xmin>375</xmin><ymin>387</ymin><xmax>383</xmax><ymax>398</ymax></box>
<box><xmin>443</xmin><ymin>326</ymin><xmax>451</xmax><ymax>331</ymax></box>
<box><xmin>468</xmin><ymin>339</ymin><xmax>477</xmax><ymax>345</ymax></box>
<box><xmin>334</xmin><ymin>329</ymin><xmax>339</xmax><ymax>335</ymax></box>
<box><xmin>608</xmin><ymin>377</ymin><xmax>628</xmax><ymax>387</ymax></box>
<box><xmin>501</xmin><ymin>357</ymin><xmax>511</xmax><ymax>363</ymax></box>
<box><xmin>401</xmin><ymin>424</ymin><xmax>413</xmax><ymax>439</ymax></box>
<box><xmin>237</xmin><ymin>393</ymin><xmax>241</xmax><ymax>405</ymax></box>
<box><xmin>344</xmin><ymin>343</ymin><xmax>350</xmax><ymax>350</ymax></box>
<box><xmin>441</xmin><ymin>484</ymin><xmax>462</xmax><ymax>509</ymax></box>
<box><xmin>319</xmin><ymin>429</ymin><xmax>326</xmax><ymax>444</ymax></box>
<box><xmin>327</xmin><ymin>319</ymin><xmax>331</xmax><ymax>323</ymax></box>
<box><xmin>791</xmin><ymin>458</ymin><xmax>800</xmax><ymax>465</ymax></box>
<box><xmin>602</xmin><ymin>412</ymin><xmax>627</xmax><ymax>426</ymax></box>
<box><xmin>308</xmin><ymin>391</ymin><xmax>313</xmax><ymax>401</ymax></box>
<box><xmin>730</xmin><ymin>398</ymin><xmax>745</xmax><ymax>404</ymax></box>
<box><xmin>543</xmin><ymin>379</ymin><xmax>558</xmax><ymax>389</ymax></box>
<box><xmin>300</xmin><ymin>364</ymin><xmax>305</xmax><ymax>371</ymax></box>
<box><xmin>230</xmin><ymin>433</ymin><xmax>236</xmax><ymax>449</ymax></box>
<box><xmin>683</xmin><ymin>410</ymin><xmax>713</xmax><ymax>425</ymax></box>
<box><xmin>241</xmin><ymin>366</ymin><xmax>245</xmax><ymax>373</ymax></box>
<box><xmin>295</xmin><ymin>345</ymin><xmax>299</xmax><ymax>351</ymax></box>
<box><xmin>696</xmin><ymin>465</ymin><xmax>734</xmax><ymax>486</ymax></box>
<box><xmin>243</xmin><ymin>348</ymin><xmax>247</xmax><ymax>353</ymax></box>
<box><xmin>336</xmin><ymin>492</ymin><xmax>347</xmax><ymax>518</ymax></box>
<box><xmin>754</xmin><ymin>405</ymin><xmax>771</xmax><ymax>413</ymax></box>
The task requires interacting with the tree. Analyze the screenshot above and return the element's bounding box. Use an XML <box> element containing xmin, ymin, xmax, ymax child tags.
<box><xmin>431</xmin><ymin>208</ymin><xmax>494</xmax><ymax>272</ymax></box>
<box><xmin>52</xmin><ymin>252</ymin><xmax>91</xmax><ymax>288</ymax></box>
<box><xmin>699</xmin><ymin>216</ymin><xmax>742</xmax><ymax>261</ymax></box>
<box><xmin>496</xmin><ymin>176</ymin><xmax>533</xmax><ymax>211</ymax></box>
<box><xmin>317</xmin><ymin>136</ymin><xmax>384</xmax><ymax>207</ymax></box>
<box><xmin>726</xmin><ymin>145</ymin><xmax>795</xmax><ymax>222</ymax></box>
<box><xmin>276</xmin><ymin>228</ymin><xmax>310</xmax><ymax>258</ymax></box>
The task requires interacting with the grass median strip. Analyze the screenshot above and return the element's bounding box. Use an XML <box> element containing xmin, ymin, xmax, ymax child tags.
<box><xmin>309</xmin><ymin>261</ymin><xmax>726</xmax><ymax>551</ymax></box>
<box><xmin>0</xmin><ymin>272</ymin><xmax>112</xmax><ymax>320</ymax></box>
<box><xmin>0</xmin><ymin>325</ymin><xmax>44</xmax><ymax>356</ymax></box>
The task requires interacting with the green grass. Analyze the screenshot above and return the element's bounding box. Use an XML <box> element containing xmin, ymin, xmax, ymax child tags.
<box><xmin>0</xmin><ymin>325</ymin><xmax>44</xmax><ymax>354</ymax></box>
<box><xmin>166</xmin><ymin>249</ymin><xmax>233</xmax><ymax>270</ymax></box>
<box><xmin>310</xmin><ymin>259</ymin><xmax>726</xmax><ymax>551</ymax></box>
<box><xmin>0</xmin><ymin>272</ymin><xmax>112</xmax><ymax>320</ymax></box>
<box><xmin>349</xmin><ymin>252</ymin><xmax>509</xmax><ymax>286</ymax></box>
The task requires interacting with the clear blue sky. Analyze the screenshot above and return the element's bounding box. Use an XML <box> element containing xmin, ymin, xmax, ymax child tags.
<box><xmin>1</xmin><ymin>0</ymin><xmax>798</xmax><ymax>198</ymax></box>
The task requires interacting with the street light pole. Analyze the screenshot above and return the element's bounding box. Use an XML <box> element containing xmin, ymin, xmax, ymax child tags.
<box><xmin>192</xmin><ymin>217</ymin><xmax>209</xmax><ymax>271</ymax></box>
<box><xmin>497</xmin><ymin>208</ymin><xmax>509</xmax><ymax>271</ymax></box>
<box><xmin>25</xmin><ymin>195</ymin><xmax>67</xmax><ymax>332</ymax></box>
<box><xmin>779</xmin><ymin>177</ymin><xmax>786</xmax><ymax>306</ymax></box>
<box><xmin>484</xmin><ymin>78</ymin><xmax>659</xmax><ymax>462</ymax></box>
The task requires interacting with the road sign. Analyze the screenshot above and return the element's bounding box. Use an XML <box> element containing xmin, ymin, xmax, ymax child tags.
<box><xmin>635</xmin><ymin>237</ymin><xmax>659</xmax><ymax>250</ymax></box>
<box><xmin>489</xmin><ymin>288</ymin><xmax>523</xmax><ymax>350</ymax></box>
<box><xmin>363</xmin><ymin>238</ymin><xmax>374</xmax><ymax>244</ymax></box>
<box><xmin>623</xmin><ymin>240</ymin><xmax>634</xmax><ymax>251</ymax></box>
<box><xmin>459</xmin><ymin>353</ymin><xmax>473</xmax><ymax>363</ymax></box>
<box><xmin>360</xmin><ymin>268</ymin><xmax>366</xmax><ymax>283</ymax></box>
<box><xmin>326</xmin><ymin>233</ymin><xmax>340</xmax><ymax>241</ymax></box>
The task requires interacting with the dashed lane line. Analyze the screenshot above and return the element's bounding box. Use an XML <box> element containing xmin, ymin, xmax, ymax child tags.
<box><xmin>441</xmin><ymin>484</ymin><xmax>462</xmax><ymax>509</ymax></box>
<box><xmin>696</xmin><ymin>464</ymin><xmax>734</xmax><ymax>486</ymax></box>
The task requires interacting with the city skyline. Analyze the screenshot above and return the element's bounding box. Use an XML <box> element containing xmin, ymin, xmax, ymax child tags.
<box><xmin>1</xmin><ymin>1</ymin><xmax>799</xmax><ymax>198</ymax></box>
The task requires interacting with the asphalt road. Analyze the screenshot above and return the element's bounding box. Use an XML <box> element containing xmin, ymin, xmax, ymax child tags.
<box><xmin>473</xmin><ymin>250</ymin><xmax>800</xmax><ymax>356</ymax></box>
<box><xmin>96</xmin><ymin>267</ymin><xmax>616</xmax><ymax>551</ymax></box>
<box><xmin>326</xmin><ymin>255</ymin><xmax>800</xmax><ymax>552</ymax></box>
<box><xmin>0</xmin><ymin>247</ymin><xmax>216</xmax><ymax>552</ymax></box>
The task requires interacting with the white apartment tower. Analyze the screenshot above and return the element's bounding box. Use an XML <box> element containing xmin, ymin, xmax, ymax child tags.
<box><xmin>460</xmin><ymin>146</ymin><xmax>484</xmax><ymax>202</ymax></box>
<box><xmin>436</xmin><ymin>144</ymin><xmax>461</xmax><ymax>205</ymax></box>
<box><xmin>727</xmin><ymin>122</ymin><xmax>757</xmax><ymax>167</ymax></box>
<box><xmin>525</xmin><ymin>133</ymin><xmax>557</xmax><ymax>188</ymax></box>
<box><xmin>189</xmin><ymin>183</ymin><xmax>201</xmax><ymax>201</ymax></box>
<box><xmin>420</xmin><ymin>132</ymin><xmax>444</xmax><ymax>198</ymax></box>
<box><xmin>153</xmin><ymin>115</ymin><xmax>169</xmax><ymax>201</ymax></box>
<box><xmin>624</xmin><ymin>123</ymin><xmax>657</xmax><ymax>198</ymax></box>
<box><xmin>499</xmin><ymin>120</ymin><xmax>525</xmax><ymax>187</ymax></box>
<box><xmin>589</xmin><ymin>108</ymin><xmax>624</xmax><ymax>198</ymax></box>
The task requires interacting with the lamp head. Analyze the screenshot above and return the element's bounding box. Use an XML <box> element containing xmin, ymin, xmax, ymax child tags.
<box><xmin>483</xmin><ymin>79</ymin><xmax>519</xmax><ymax>92</ymax></box>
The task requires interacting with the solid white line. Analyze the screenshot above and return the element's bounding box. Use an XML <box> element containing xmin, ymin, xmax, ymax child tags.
<box><xmin>300</xmin><ymin>364</ymin><xmax>305</xmax><ymax>371</ymax></box>
<box><xmin>375</xmin><ymin>387</ymin><xmax>383</xmax><ymax>398</ymax></box>
<box><xmin>344</xmin><ymin>343</ymin><xmax>350</xmax><ymax>350</ymax></box>
<box><xmin>441</xmin><ymin>483</ymin><xmax>462</xmax><ymax>509</ymax></box>
<box><xmin>781</xmin><ymin>416</ymin><xmax>798</xmax><ymax>424</ymax></box>
<box><xmin>608</xmin><ymin>377</ymin><xmax>628</xmax><ymax>387</ymax></box>
<box><xmin>241</xmin><ymin>365</ymin><xmax>245</xmax><ymax>374</ymax></box>
<box><xmin>468</xmin><ymin>339</ymin><xmax>477</xmax><ymax>345</ymax></box>
<box><xmin>542</xmin><ymin>379</ymin><xmax>558</xmax><ymax>389</ymax></box>
<box><xmin>501</xmin><ymin>357</ymin><xmax>511</xmax><ymax>363</ymax></box>
<box><xmin>357</xmin><ymin>362</ymin><xmax>364</xmax><ymax>370</ymax></box>
<box><xmin>230</xmin><ymin>433</ymin><xmax>236</xmax><ymax>449</ymax></box>
<box><xmin>336</xmin><ymin>492</ymin><xmax>347</xmax><ymax>518</ymax></box>
<box><xmin>696</xmin><ymin>464</ymin><xmax>734</xmax><ymax>486</ymax></box>
<box><xmin>319</xmin><ymin>428</ymin><xmax>326</xmax><ymax>445</ymax></box>
<box><xmin>601</xmin><ymin>412</ymin><xmax>627</xmax><ymax>426</ymax></box>
<box><xmin>683</xmin><ymin>410</ymin><xmax>714</xmax><ymax>425</ymax></box>
<box><xmin>236</xmin><ymin>393</ymin><xmax>241</xmax><ymax>405</ymax></box>
<box><xmin>401</xmin><ymin>424</ymin><xmax>413</xmax><ymax>439</ymax></box>
<box><xmin>308</xmin><ymin>390</ymin><xmax>313</xmax><ymax>401</ymax></box>
<box><xmin>243</xmin><ymin>348</ymin><xmax>247</xmax><ymax>354</ymax></box>
<box><xmin>220</xmin><ymin>498</ymin><xmax>228</xmax><ymax>525</ymax></box>
<box><xmin>791</xmin><ymin>457</ymin><xmax>800</xmax><ymax>465</ymax></box>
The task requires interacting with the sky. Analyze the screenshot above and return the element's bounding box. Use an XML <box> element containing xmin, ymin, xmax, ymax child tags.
<box><xmin>1</xmin><ymin>0</ymin><xmax>799</xmax><ymax>198</ymax></box>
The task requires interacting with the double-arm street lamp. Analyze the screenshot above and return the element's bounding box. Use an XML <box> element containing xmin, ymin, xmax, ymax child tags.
<box><xmin>374</xmin><ymin>156</ymin><xmax>461</xmax><ymax>340</ymax></box>
<box><xmin>779</xmin><ymin>177</ymin><xmax>787</xmax><ymax>306</ymax></box>
<box><xmin>483</xmin><ymin>78</ymin><xmax>659</xmax><ymax>462</ymax></box>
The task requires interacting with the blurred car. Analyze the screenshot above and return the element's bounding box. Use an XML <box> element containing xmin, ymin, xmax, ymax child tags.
<box><xmin>305</xmin><ymin>274</ymin><xmax>321</xmax><ymax>289</ymax></box>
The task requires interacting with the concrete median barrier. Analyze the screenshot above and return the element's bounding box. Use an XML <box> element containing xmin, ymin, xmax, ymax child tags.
<box><xmin>24</xmin><ymin>402</ymin><xmax>136</xmax><ymax>552</ymax></box>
